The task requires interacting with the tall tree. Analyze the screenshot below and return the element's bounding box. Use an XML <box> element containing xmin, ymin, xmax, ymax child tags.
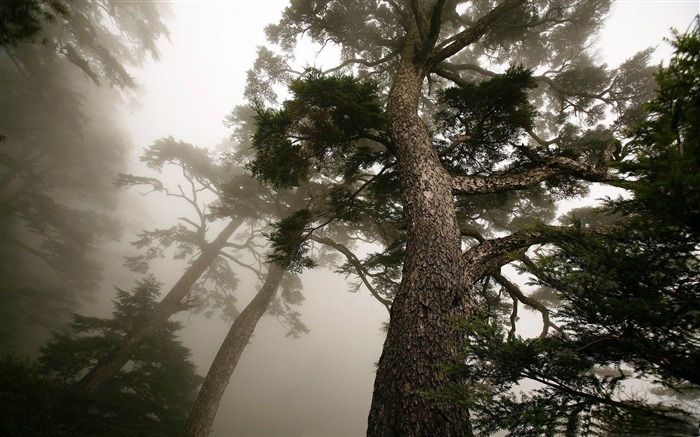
<box><xmin>245</xmin><ymin>1</ymin><xmax>657</xmax><ymax>434</ymax></box>
<box><xmin>0</xmin><ymin>0</ymin><xmax>169</xmax><ymax>354</ymax></box>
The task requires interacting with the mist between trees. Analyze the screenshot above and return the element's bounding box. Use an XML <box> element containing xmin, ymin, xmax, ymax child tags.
<box><xmin>1</xmin><ymin>1</ymin><xmax>698</xmax><ymax>436</ymax></box>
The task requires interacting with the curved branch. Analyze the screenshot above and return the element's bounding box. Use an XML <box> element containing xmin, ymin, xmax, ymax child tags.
<box><xmin>462</xmin><ymin>221</ymin><xmax>628</xmax><ymax>286</ymax></box>
<box><xmin>309</xmin><ymin>234</ymin><xmax>392</xmax><ymax>312</ymax></box>
<box><xmin>428</xmin><ymin>0</ymin><xmax>526</xmax><ymax>65</ymax></box>
<box><xmin>452</xmin><ymin>155</ymin><xmax>615</xmax><ymax>195</ymax></box>
<box><xmin>491</xmin><ymin>270</ymin><xmax>563</xmax><ymax>339</ymax></box>
<box><xmin>322</xmin><ymin>49</ymin><xmax>400</xmax><ymax>75</ymax></box>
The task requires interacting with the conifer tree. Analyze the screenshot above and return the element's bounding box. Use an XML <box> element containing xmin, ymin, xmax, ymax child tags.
<box><xmin>0</xmin><ymin>277</ymin><xmax>202</xmax><ymax>437</ymax></box>
<box><xmin>241</xmin><ymin>1</ymin><xmax>659</xmax><ymax>433</ymax></box>
<box><xmin>441</xmin><ymin>20</ymin><xmax>700</xmax><ymax>436</ymax></box>
<box><xmin>0</xmin><ymin>0</ymin><xmax>169</xmax><ymax>353</ymax></box>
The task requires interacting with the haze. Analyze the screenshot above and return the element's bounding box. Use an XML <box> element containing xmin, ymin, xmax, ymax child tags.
<box><xmin>1</xmin><ymin>1</ymin><xmax>697</xmax><ymax>436</ymax></box>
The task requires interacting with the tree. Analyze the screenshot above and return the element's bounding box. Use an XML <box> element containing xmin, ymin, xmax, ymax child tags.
<box><xmin>181</xmin><ymin>261</ymin><xmax>288</xmax><ymax>437</ymax></box>
<box><xmin>0</xmin><ymin>0</ymin><xmax>169</xmax><ymax>354</ymax></box>
<box><xmin>441</xmin><ymin>20</ymin><xmax>700</xmax><ymax>436</ymax></box>
<box><xmin>0</xmin><ymin>277</ymin><xmax>202</xmax><ymax>437</ymax></box>
<box><xmin>78</xmin><ymin>138</ymin><xmax>269</xmax><ymax>390</ymax></box>
<box><xmin>243</xmin><ymin>1</ymin><xmax>658</xmax><ymax>434</ymax></box>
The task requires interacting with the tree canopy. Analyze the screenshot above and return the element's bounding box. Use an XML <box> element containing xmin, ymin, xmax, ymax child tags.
<box><xmin>239</xmin><ymin>1</ymin><xmax>674</xmax><ymax>434</ymax></box>
<box><xmin>443</xmin><ymin>21</ymin><xmax>700</xmax><ymax>436</ymax></box>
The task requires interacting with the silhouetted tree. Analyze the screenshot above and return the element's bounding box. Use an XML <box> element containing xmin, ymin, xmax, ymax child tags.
<box><xmin>244</xmin><ymin>1</ymin><xmax>659</xmax><ymax>433</ymax></box>
<box><xmin>0</xmin><ymin>277</ymin><xmax>202</xmax><ymax>437</ymax></box>
<box><xmin>78</xmin><ymin>138</ymin><xmax>306</xmax><ymax>390</ymax></box>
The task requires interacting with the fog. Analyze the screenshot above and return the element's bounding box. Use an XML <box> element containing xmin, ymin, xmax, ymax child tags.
<box><xmin>1</xmin><ymin>1</ymin><xmax>697</xmax><ymax>436</ymax></box>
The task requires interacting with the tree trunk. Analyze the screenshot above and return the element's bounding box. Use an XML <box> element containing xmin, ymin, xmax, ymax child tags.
<box><xmin>181</xmin><ymin>262</ymin><xmax>285</xmax><ymax>437</ymax></box>
<box><xmin>367</xmin><ymin>46</ymin><xmax>472</xmax><ymax>435</ymax></box>
<box><xmin>79</xmin><ymin>218</ymin><xmax>243</xmax><ymax>391</ymax></box>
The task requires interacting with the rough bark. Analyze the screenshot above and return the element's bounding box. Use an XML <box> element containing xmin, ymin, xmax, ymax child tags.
<box><xmin>366</xmin><ymin>2</ymin><xmax>540</xmax><ymax>434</ymax></box>
<box><xmin>79</xmin><ymin>218</ymin><xmax>243</xmax><ymax>391</ymax></box>
<box><xmin>452</xmin><ymin>156</ymin><xmax>612</xmax><ymax>194</ymax></box>
<box><xmin>181</xmin><ymin>262</ymin><xmax>285</xmax><ymax>437</ymax></box>
<box><xmin>367</xmin><ymin>34</ymin><xmax>472</xmax><ymax>436</ymax></box>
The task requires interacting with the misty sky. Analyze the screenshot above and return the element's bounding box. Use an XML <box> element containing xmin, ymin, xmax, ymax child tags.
<box><xmin>114</xmin><ymin>2</ymin><xmax>699</xmax><ymax>436</ymax></box>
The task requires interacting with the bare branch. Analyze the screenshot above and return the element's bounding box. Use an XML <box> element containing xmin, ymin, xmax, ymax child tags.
<box><xmin>218</xmin><ymin>250</ymin><xmax>265</xmax><ymax>281</ymax></box>
<box><xmin>309</xmin><ymin>234</ymin><xmax>392</xmax><ymax>312</ymax></box>
<box><xmin>491</xmin><ymin>270</ymin><xmax>563</xmax><ymax>339</ymax></box>
<box><xmin>428</xmin><ymin>0</ymin><xmax>526</xmax><ymax>65</ymax></box>
<box><xmin>452</xmin><ymin>155</ymin><xmax>615</xmax><ymax>195</ymax></box>
<box><xmin>322</xmin><ymin>48</ymin><xmax>400</xmax><ymax>75</ymax></box>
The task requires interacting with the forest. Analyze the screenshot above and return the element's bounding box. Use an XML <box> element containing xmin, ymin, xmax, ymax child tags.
<box><xmin>1</xmin><ymin>1</ymin><xmax>698</xmax><ymax>436</ymax></box>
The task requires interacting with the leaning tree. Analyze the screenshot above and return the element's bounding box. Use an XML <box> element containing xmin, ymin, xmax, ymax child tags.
<box><xmin>241</xmin><ymin>1</ymin><xmax>658</xmax><ymax>434</ymax></box>
<box><xmin>78</xmin><ymin>138</ymin><xmax>311</xmax><ymax>391</ymax></box>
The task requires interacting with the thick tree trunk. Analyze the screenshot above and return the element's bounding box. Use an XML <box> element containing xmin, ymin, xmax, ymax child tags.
<box><xmin>367</xmin><ymin>50</ymin><xmax>472</xmax><ymax>435</ymax></box>
<box><xmin>79</xmin><ymin>218</ymin><xmax>243</xmax><ymax>391</ymax></box>
<box><xmin>181</xmin><ymin>262</ymin><xmax>285</xmax><ymax>437</ymax></box>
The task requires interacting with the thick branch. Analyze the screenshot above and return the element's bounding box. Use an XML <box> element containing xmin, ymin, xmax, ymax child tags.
<box><xmin>462</xmin><ymin>221</ymin><xmax>628</xmax><ymax>286</ymax></box>
<box><xmin>322</xmin><ymin>48</ymin><xmax>400</xmax><ymax>75</ymax></box>
<box><xmin>453</xmin><ymin>155</ymin><xmax>614</xmax><ymax>195</ymax></box>
<box><xmin>415</xmin><ymin>0</ymin><xmax>447</xmax><ymax>62</ymax></box>
<box><xmin>428</xmin><ymin>0</ymin><xmax>526</xmax><ymax>65</ymax></box>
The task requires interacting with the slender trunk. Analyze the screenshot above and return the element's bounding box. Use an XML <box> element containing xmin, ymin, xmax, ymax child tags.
<box><xmin>181</xmin><ymin>262</ymin><xmax>285</xmax><ymax>437</ymax></box>
<box><xmin>79</xmin><ymin>218</ymin><xmax>243</xmax><ymax>391</ymax></box>
<box><xmin>367</xmin><ymin>48</ymin><xmax>472</xmax><ymax>435</ymax></box>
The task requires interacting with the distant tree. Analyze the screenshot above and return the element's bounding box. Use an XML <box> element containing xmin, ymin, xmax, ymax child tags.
<box><xmin>181</xmin><ymin>261</ymin><xmax>288</xmax><ymax>437</ymax></box>
<box><xmin>0</xmin><ymin>277</ymin><xmax>202</xmax><ymax>437</ymax></box>
<box><xmin>78</xmin><ymin>138</ymin><xmax>272</xmax><ymax>390</ymax></box>
<box><xmin>0</xmin><ymin>0</ymin><xmax>169</xmax><ymax>354</ymax></box>
<box><xmin>441</xmin><ymin>20</ymin><xmax>700</xmax><ymax>436</ymax></box>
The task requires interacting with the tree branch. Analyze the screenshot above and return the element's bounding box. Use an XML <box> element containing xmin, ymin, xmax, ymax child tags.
<box><xmin>309</xmin><ymin>234</ymin><xmax>392</xmax><ymax>312</ymax></box>
<box><xmin>428</xmin><ymin>0</ymin><xmax>526</xmax><ymax>65</ymax></box>
<box><xmin>462</xmin><ymin>221</ymin><xmax>628</xmax><ymax>287</ymax></box>
<box><xmin>452</xmin><ymin>155</ymin><xmax>615</xmax><ymax>195</ymax></box>
<box><xmin>491</xmin><ymin>270</ymin><xmax>562</xmax><ymax>339</ymax></box>
<box><xmin>322</xmin><ymin>48</ymin><xmax>400</xmax><ymax>75</ymax></box>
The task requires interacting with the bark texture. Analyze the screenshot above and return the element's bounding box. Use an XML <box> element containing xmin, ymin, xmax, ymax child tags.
<box><xmin>367</xmin><ymin>2</ymin><xmax>531</xmax><ymax>434</ymax></box>
<box><xmin>367</xmin><ymin>37</ymin><xmax>472</xmax><ymax>436</ymax></box>
<box><xmin>79</xmin><ymin>218</ymin><xmax>243</xmax><ymax>391</ymax></box>
<box><xmin>181</xmin><ymin>262</ymin><xmax>285</xmax><ymax>437</ymax></box>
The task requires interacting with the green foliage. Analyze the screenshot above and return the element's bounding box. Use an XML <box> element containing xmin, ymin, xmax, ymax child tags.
<box><xmin>616</xmin><ymin>18</ymin><xmax>700</xmax><ymax>236</ymax></box>
<box><xmin>443</xmin><ymin>22</ymin><xmax>700</xmax><ymax>436</ymax></box>
<box><xmin>0</xmin><ymin>277</ymin><xmax>202</xmax><ymax>436</ymax></box>
<box><xmin>443</xmin><ymin>307</ymin><xmax>698</xmax><ymax>436</ymax></box>
<box><xmin>249</xmin><ymin>71</ymin><xmax>386</xmax><ymax>189</ymax></box>
<box><xmin>435</xmin><ymin>65</ymin><xmax>537</xmax><ymax>174</ymax></box>
<box><xmin>0</xmin><ymin>0</ymin><xmax>68</xmax><ymax>46</ymax></box>
<box><xmin>265</xmin><ymin>209</ymin><xmax>316</xmax><ymax>273</ymax></box>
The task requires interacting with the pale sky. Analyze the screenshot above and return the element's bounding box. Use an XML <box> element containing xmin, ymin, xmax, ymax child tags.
<box><xmin>118</xmin><ymin>2</ymin><xmax>699</xmax><ymax>436</ymax></box>
<box><xmin>123</xmin><ymin>0</ymin><xmax>699</xmax><ymax>151</ymax></box>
